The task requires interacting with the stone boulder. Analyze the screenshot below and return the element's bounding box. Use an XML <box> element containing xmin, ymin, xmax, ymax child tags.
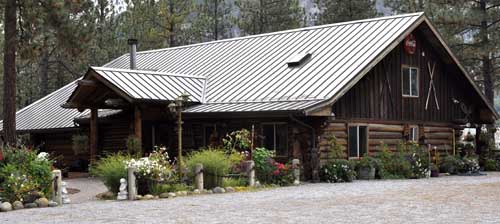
<box><xmin>225</xmin><ymin>187</ymin><xmax>235</xmax><ymax>193</ymax></box>
<box><xmin>35</xmin><ymin>198</ymin><xmax>49</xmax><ymax>208</ymax></box>
<box><xmin>159</xmin><ymin>193</ymin><xmax>170</xmax><ymax>199</ymax></box>
<box><xmin>48</xmin><ymin>201</ymin><xmax>59</xmax><ymax>207</ymax></box>
<box><xmin>142</xmin><ymin>194</ymin><xmax>154</xmax><ymax>200</ymax></box>
<box><xmin>213</xmin><ymin>187</ymin><xmax>226</xmax><ymax>194</ymax></box>
<box><xmin>24</xmin><ymin>203</ymin><xmax>38</xmax><ymax>209</ymax></box>
<box><xmin>0</xmin><ymin>202</ymin><xmax>12</xmax><ymax>212</ymax></box>
<box><xmin>167</xmin><ymin>192</ymin><xmax>176</xmax><ymax>198</ymax></box>
<box><xmin>12</xmin><ymin>201</ymin><xmax>24</xmax><ymax>210</ymax></box>
<box><xmin>23</xmin><ymin>191</ymin><xmax>43</xmax><ymax>203</ymax></box>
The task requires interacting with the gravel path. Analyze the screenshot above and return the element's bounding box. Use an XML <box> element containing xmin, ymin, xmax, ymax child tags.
<box><xmin>3</xmin><ymin>172</ymin><xmax>500</xmax><ymax>224</ymax></box>
<box><xmin>65</xmin><ymin>178</ymin><xmax>107</xmax><ymax>204</ymax></box>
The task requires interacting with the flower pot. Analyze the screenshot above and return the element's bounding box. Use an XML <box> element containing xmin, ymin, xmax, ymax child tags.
<box><xmin>358</xmin><ymin>167</ymin><xmax>375</xmax><ymax>180</ymax></box>
<box><xmin>430</xmin><ymin>169</ymin><xmax>439</xmax><ymax>177</ymax></box>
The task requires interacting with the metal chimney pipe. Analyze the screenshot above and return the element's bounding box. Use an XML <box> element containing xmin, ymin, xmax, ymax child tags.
<box><xmin>128</xmin><ymin>38</ymin><xmax>138</xmax><ymax>70</ymax></box>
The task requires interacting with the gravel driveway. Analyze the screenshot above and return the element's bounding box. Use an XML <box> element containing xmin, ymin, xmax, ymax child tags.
<box><xmin>2</xmin><ymin>172</ymin><xmax>500</xmax><ymax>224</ymax></box>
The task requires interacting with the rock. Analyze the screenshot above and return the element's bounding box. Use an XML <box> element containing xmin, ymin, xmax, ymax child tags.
<box><xmin>159</xmin><ymin>193</ymin><xmax>170</xmax><ymax>199</ymax></box>
<box><xmin>225</xmin><ymin>187</ymin><xmax>235</xmax><ymax>193</ymax></box>
<box><xmin>213</xmin><ymin>187</ymin><xmax>226</xmax><ymax>194</ymax></box>
<box><xmin>167</xmin><ymin>192</ymin><xmax>176</xmax><ymax>198</ymax></box>
<box><xmin>1</xmin><ymin>202</ymin><xmax>12</xmax><ymax>212</ymax></box>
<box><xmin>35</xmin><ymin>198</ymin><xmax>49</xmax><ymax>208</ymax></box>
<box><xmin>24</xmin><ymin>203</ymin><xmax>38</xmax><ymax>209</ymax></box>
<box><xmin>154</xmin><ymin>196</ymin><xmax>159</xmax><ymax>199</ymax></box>
<box><xmin>181</xmin><ymin>191</ymin><xmax>188</xmax><ymax>196</ymax></box>
<box><xmin>96</xmin><ymin>191</ymin><xmax>115</xmax><ymax>200</ymax></box>
<box><xmin>192</xmin><ymin>189</ymin><xmax>201</xmax><ymax>194</ymax></box>
<box><xmin>207</xmin><ymin>190</ymin><xmax>213</xmax><ymax>194</ymax></box>
<box><xmin>143</xmin><ymin>194</ymin><xmax>154</xmax><ymax>200</ymax></box>
<box><xmin>23</xmin><ymin>191</ymin><xmax>43</xmax><ymax>203</ymax></box>
<box><xmin>48</xmin><ymin>201</ymin><xmax>59</xmax><ymax>207</ymax></box>
<box><xmin>12</xmin><ymin>201</ymin><xmax>23</xmax><ymax>210</ymax></box>
<box><xmin>135</xmin><ymin>195</ymin><xmax>143</xmax><ymax>200</ymax></box>
<box><xmin>255</xmin><ymin>181</ymin><xmax>262</xmax><ymax>188</ymax></box>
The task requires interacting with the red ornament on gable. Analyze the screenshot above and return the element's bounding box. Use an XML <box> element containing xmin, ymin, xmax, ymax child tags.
<box><xmin>404</xmin><ymin>34</ymin><xmax>417</xmax><ymax>55</ymax></box>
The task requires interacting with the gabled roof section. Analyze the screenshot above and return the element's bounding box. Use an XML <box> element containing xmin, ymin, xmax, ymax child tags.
<box><xmin>183</xmin><ymin>100</ymin><xmax>323</xmax><ymax>113</ymax></box>
<box><xmin>0</xmin><ymin>80</ymin><xmax>86</xmax><ymax>132</ymax></box>
<box><xmin>104</xmin><ymin>13</ymin><xmax>425</xmax><ymax>105</ymax></box>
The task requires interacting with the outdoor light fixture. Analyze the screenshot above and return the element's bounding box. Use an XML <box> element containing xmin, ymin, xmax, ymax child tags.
<box><xmin>168</xmin><ymin>92</ymin><xmax>190</xmax><ymax>181</ymax></box>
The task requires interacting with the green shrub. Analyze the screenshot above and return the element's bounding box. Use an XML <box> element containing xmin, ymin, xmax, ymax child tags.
<box><xmin>90</xmin><ymin>153</ymin><xmax>133</xmax><ymax>194</ymax></box>
<box><xmin>186</xmin><ymin>149</ymin><xmax>232</xmax><ymax>189</ymax></box>
<box><xmin>483</xmin><ymin>158</ymin><xmax>498</xmax><ymax>171</ymax></box>
<box><xmin>149</xmin><ymin>183</ymin><xmax>191</xmax><ymax>195</ymax></box>
<box><xmin>440</xmin><ymin>155</ymin><xmax>461</xmax><ymax>174</ymax></box>
<box><xmin>0</xmin><ymin>146</ymin><xmax>53</xmax><ymax>202</ymax></box>
<box><xmin>320</xmin><ymin>159</ymin><xmax>356</xmax><ymax>183</ymax></box>
<box><xmin>222</xmin><ymin>177</ymin><xmax>248</xmax><ymax>187</ymax></box>
<box><xmin>458</xmin><ymin>156</ymin><xmax>480</xmax><ymax>173</ymax></box>
<box><xmin>372</xmin><ymin>146</ymin><xmax>412</xmax><ymax>179</ymax></box>
<box><xmin>252</xmin><ymin>147</ymin><xmax>275</xmax><ymax>183</ymax></box>
<box><xmin>126</xmin><ymin>135</ymin><xmax>142</xmax><ymax>156</ymax></box>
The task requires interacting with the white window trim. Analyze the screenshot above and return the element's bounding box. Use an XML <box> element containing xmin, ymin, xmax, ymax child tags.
<box><xmin>402</xmin><ymin>65</ymin><xmax>419</xmax><ymax>98</ymax></box>
<box><xmin>409</xmin><ymin>126</ymin><xmax>418</xmax><ymax>142</ymax></box>
<box><xmin>348</xmin><ymin>125</ymin><xmax>368</xmax><ymax>159</ymax></box>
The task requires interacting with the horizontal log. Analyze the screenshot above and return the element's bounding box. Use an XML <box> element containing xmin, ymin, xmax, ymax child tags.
<box><xmin>424</xmin><ymin>139</ymin><xmax>451</xmax><ymax>145</ymax></box>
<box><xmin>368</xmin><ymin>124</ymin><xmax>404</xmax><ymax>132</ymax></box>
<box><xmin>425</xmin><ymin>132</ymin><xmax>452</xmax><ymax>140</ymax></box>
<box><xmin>369</xmin><ymin>131</ymin><xmax>403</xmax><ymax>139</ymax></box>
<box><xmin>328</xmin><ymin>131</ymin><xmax>347</xmax><ymax>138</ymax></box>
<box><xmin>424</xmin><ymin>126</ymin><xmax>452</xmax><ymax>133</ymax></box>
<box><xmin>369</xmin><ymin>139</ymin><xmax>403</xmax><ymax>146</ymax></box>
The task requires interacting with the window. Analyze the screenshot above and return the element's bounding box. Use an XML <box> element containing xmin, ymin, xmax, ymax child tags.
<box><xmin>262</xmin><ymin>123</ymin><xmax>288</xmax><ymax>157</ymax></box>
<box><xmin>204</xmin><ymin>125</ymin><xmax>220</xmax><ymax>147</ymax></box>
<box><xmin>348</xmin><ymin>126</ymin><xmax>368</xmax><ymax>158</ymax></box>
<box><xmin>402</xmin><ymin>66</ymin><xmax>418</xmax><ymax>97</ymax></box>
<box><xmin>409</xmin><ymin>126</ymin><xmax>418</xmax><ymax>142</ymax></box>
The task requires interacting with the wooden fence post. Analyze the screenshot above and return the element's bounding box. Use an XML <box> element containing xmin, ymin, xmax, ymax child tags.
<box><xmin>51</xmin><ymin>170</ymin><xmax>63</xmax><ymax>205</ymax></box>
<box><xmin>292</xmin><ymin>159</ymin><xmax>300</xmax><ymax>185</ymax></box>
<box><xmin>195</xmin><ymin>163</ymin><xmax>204</xmax><ymax>191</ymax></box>
<box><xmin>128</xmin><ymin>166</ymin><xmax>137</xmax><ymax>200</ymax></box>
<box><xmin>245</xmin><ymin>160</ymin><xmax>255</xmax><ymax>187</ymax></box>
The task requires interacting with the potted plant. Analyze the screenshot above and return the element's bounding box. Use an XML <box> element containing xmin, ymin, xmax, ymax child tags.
<box><xmin>356</xmin><ymin>156</ymin><xmax>377</xmax><ymax>180</ymax></box>
<box><xmin>430</xmin><ymin>163</ymin><xmax>439</xmax><ymax>177</ymax></box>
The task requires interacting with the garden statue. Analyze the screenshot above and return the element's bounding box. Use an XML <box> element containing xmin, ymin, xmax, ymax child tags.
<box><xmin>61</xmin><ymin>181</ymin><xmax>71</xmax><ymax>204</ymax></box>
<box><xmin>117</xmin><ymin>178</ymin><xmax>128</xmax><ymax>200</ymax></box>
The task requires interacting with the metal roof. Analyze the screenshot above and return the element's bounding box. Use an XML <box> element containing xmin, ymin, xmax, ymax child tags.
<box><xmin>104</xmin><ymin>13</ymin><xmax>424</xmax><ymax>106</ymax></box>
<box><xmin>183</xmin><ymin>100</ymin><xmax>323</xmax><ymax>113</ymax></box>
<box><xmin>90</xmin><ymin>67</ymin><xmax>206</xmax><ymax>102</ymax></box>
<box><xmin>0</xmin><ymin>80</ymin><xmax>86</xmax><ymax>132</ymax></box>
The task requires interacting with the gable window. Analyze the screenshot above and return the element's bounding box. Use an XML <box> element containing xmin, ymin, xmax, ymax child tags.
<box><xmin>402</xmin><ymin>66</ymin><xmax>419</xmax><ymax>97</ymax></box>
<box><xmin>348</xmin><ymin>125</ymin><xmax>368</xmax><ymax>158</ymax></box>
<box><xmin>409</xmin><ymin>126</ymin><xmax>418</xmax><ymax>142</ymax></box>
<box><xmin>262</xmin><ymin>123</ymin><xmax>288</xmax><ymax>157</ymax></box>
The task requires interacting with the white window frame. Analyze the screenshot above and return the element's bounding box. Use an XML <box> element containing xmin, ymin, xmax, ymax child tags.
<box><xmin>402</xmin><ymin>65</ymin><xmax>419</xmax><ymax>97</ymax></box>
<box><xmin>348</xmin><ymin>125</ymin><xmax>368</xmax><ymax>158</ymax></box>
<box><xmin>409</xmin><ymin>126</ymin><xmax>418</xmax><ymax>142</ymax></box>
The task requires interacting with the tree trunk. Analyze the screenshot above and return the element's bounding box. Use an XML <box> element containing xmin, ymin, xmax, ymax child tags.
<box><xmin>3</xmin><ymin>0</ymin><xmax>17</xmax><ymax>144</ymax></box>
<box><xmin>39</xmin><ymin>40</ymin><xmax>50</xmax><ymax>97</ymax></box>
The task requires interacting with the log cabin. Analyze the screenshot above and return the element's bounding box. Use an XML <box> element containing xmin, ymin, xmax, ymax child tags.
<box><xmin>1</xmin><ymin>12</ymin><xmax>497</xmax><ymax>179</ymax></box>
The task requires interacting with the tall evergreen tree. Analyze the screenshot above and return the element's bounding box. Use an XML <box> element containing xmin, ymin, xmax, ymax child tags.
<box><xmin>315</xmin><ymin>0</ymin><xmax>379</xmax><ymax>24</ymax></box>
<box><xmin>237</xmin><ymin>0</ymin><xmax>304</xmax><ymax>35</ymax></box>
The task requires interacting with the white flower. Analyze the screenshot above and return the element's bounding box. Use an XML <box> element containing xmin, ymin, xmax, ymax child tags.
<box><xmin>37</xmin><ymin>152</ymin><xmax>49</xmax><ymax>161</ymax></box>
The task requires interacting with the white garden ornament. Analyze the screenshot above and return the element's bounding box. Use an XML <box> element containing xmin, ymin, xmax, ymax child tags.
<box><xmin>117</xmin><ymin>178</ymin><xmax>128</xmax><ymax>200</ymax></box>
<box><xmin>61</xmin><ymin>181</ymin><xmax>71</xmax><ymax>204</ymax></box>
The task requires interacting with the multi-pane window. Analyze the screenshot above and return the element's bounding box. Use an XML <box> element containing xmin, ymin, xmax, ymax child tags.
<box><xmin>262</xmin><ymin>123</ymin><xmax>288</xmax><ymax>157</ymax></box>
<box><xmin>402</xmin><ymin>66</ymin><xmax>419</xmax><ymax>97</ymax></box>
<box><xmin>348</xmin><ymin>126</ymin><xmax>368</xmax><ymax>158</ymax></box>
<box><xmin>409</xmin><ymin>126</ymin><xmax>418</xmax><ymax>142</ymax></box>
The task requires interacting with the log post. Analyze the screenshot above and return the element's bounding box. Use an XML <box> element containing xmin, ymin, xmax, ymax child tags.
<box><xmin>194</xmin><ymin>163</ymin><xmax>204</xmax><ymax>191</ymax></box>
<box><xmin>245</xmin><ymin>160</ymin><xmax>255</xmax><ymax>187</ymax></box>
<box><xmin>128</xmin><ymin>166</ymin><xmax>137</xmax><ymax>200</ymax></box>
<box><xmin>311</xmin><ymin>147</ymin><xmax>320</xmax><ymax>183</ymax></box>
<box><xmin>90</xmin><ymin>108</ymin><xmax>98</xmax><ymax>163</ymax></box>
<box><xmin>51</xmin><ymin>170</ymin><xmax>63</xmax><ymax>205</ymax></box>
<box><xmin>134</xmin><ymin>106</ymin><xmax>142</xmax><ymax>144</ymax></box>
<box><xmin>292</xmin><ymin>159</ymin><xmax>300</xmax><ymax>185</ymax></box>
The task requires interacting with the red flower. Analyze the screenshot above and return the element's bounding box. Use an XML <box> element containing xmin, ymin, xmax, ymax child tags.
<box><xmin>277</xmin><ymin>163</ymin><xmax>285</xmax><ymax>170</ymax></box>
<box><xmin>273</xmin><ymin>170</ymin><xmax>280</xmax><ymax>176</ymax></box>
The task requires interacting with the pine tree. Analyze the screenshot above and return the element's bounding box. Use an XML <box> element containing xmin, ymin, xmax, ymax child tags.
<box><xmin>237</xmin><ymin>0</ymin><xmax>304</xmax><ymax>35</ymax></box>
<box><xmin>2</xmin><ymin>0</ymin><xmax>17</xmax><ymax>144</ymax></box>
<box><xmin>315</xmin><ymin>0</ymin><xmax>379</xmax><ymax>25</ymax></box>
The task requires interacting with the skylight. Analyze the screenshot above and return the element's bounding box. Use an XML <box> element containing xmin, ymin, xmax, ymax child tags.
<box><xmin>287</xmin><ymin>52</ymin><xmax>312</xmax><ymax>67</ymax></box>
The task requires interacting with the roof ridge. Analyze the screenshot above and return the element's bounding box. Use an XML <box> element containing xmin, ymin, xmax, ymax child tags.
<box><xmin>202</xmin><ymin>99</ymin><xmax>324</xmax><ymax>105</ymax></box>
<box><xmin>129</xmin><ymin>12</ymin><xmax>424</xmax><ymax>55</ymax></box>
<box><xmin>91</xmin><ymin>66</ymin><xmax>206</xmax><ymax>79</ymax></box>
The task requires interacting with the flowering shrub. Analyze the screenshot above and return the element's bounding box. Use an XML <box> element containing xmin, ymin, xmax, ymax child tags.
<box><xmin>320</xmin><ymin>159</ymin><xmax>356</xmax><ymax>183</ymax></box>
<box><xmin>458</xmin><ymin>156</ymin><xmax>480</xmax><ymax>174</ymax></box>
<box><xmin>440</xmin><ymin>155</ymin><xmax>461</xmax><ymax>174</ymax></box>
<box><xmin>270</xmin><ymin>162</ymin><xmax>293</xmax><ymax>186</ymax></box>
<box><xmin>0</xmin><ymin>145</ymin><xmax>53</xmax><ymax>203</ymax></box>
<box><xmin>125</xmin><ymin>147</ymin><xmax>174</xmax><ymax>182</ymax></box>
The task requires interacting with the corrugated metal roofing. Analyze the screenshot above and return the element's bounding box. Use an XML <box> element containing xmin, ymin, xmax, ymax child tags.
<box><xmin>90</xmin><ymin>67</ymin><xmax>206</xmax><ymax>102</ymax></box>
<box><xmin>183</xmin><ymin>100</ymin><xmax>323</xmax><ymax>113</ymax></box>
<box><xmin>0</xmin><ymin>80</ymin><xmax>86</xmax><ymax>132</ymax></box>
<box><xmin>104</xmin><ymin>13</ymin><xmax>424</xmax><ymax>106</ymax></box>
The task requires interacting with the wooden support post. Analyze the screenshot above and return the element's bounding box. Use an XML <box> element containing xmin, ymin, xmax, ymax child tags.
<box><xmin>195</xmin><ymin>163</ymin><xmax>204</xmax><ymax>191</ymax></box>
<box><xmin>90</xmin><ymin>108</ymin><xmax>98</xmax><ymax>163</ymax></box>
<box><xmin>311</xmin><ymin>147</ymin><xmax>320</xmax><ymax>183</ymax></box>
<box><xmin>128</xmin><ymin>166</ymin><xmax>137</xmax><ymax>200</ymax></box>
<box><xmin>245</xmin><ymin>160</ymin><xmax>255</xmax><ymax>187</ymax></box>
<box><xmin>51</xmin><ymin>170</ymin><xmax>63</xmax><ymax>206</ymax></box>
<box><xmin>292</xmin><ymin>159</ymin><xmax>300</xmax><ymax>185</ymax></box>
<box><xmin>134</xmin><ymin>106</ymin><xmax>142</xmax><ymax>142</ymax></box>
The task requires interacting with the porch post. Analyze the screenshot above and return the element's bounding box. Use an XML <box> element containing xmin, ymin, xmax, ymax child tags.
<box><xmin>134</xmin><ymin>106</ymin><xmax>142</xmax><ymax>144</ymax></box>
<box><xmin>90</xmin><ymin>108</ymin><xmax>98</xmax><ymax>163</ymax></box>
